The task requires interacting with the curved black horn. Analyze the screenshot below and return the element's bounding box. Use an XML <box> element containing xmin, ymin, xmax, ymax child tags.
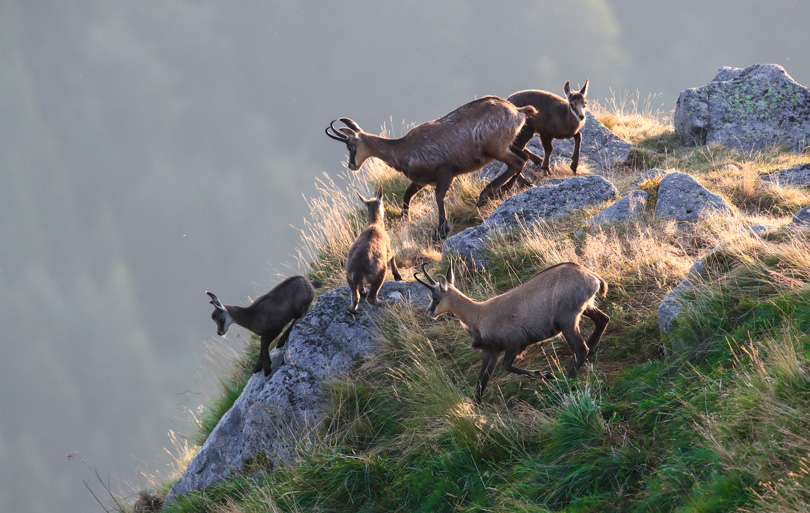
<box><xmin>339</xmin><ymin>117</ymin><xmax>362</xmax><ymax>132</ymax></box>
<box><xmin>325</xmin><ymin>120</ymin><xmax>349</xmax><ymax>141</ymax></box>
<box><xmin>413</xmin><ymin>271</ymin><xmax>435</xmax><ymax>289</ymax></box>
<box><xmin>420</xmin><ymin>262</ymin><xmax>437</xmax><ymax>286</ymax></box>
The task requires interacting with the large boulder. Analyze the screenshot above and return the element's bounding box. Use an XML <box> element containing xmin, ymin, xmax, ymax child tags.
<box><xmin>655</xmin><ymin>172</ymin><xmax>734</xmax><ymax>222</ymax></box>
<box><xmin>165</xmin><ymin>281</ymin><xmax>429</xmax><ymax>502</ymax></box>
<box><xmin>761</xmin><ymin>163</ymin><xmax>810</xmax><ymax>188</ymax></box>
<box><xmin>478</xmin><ymin>111</ymin><xmax>633</xmax><ymax>181</ymax></box>
<box><xmin>631</xmin><ymin>168</ymin><xmax>671</xmax><ymax>189</ymax></box>
<box><xmin>583</xmin><ymin>190</ymin><xmax>648</xmax><ymax>228</ymax></box>
<box><xmin>444</xmin><ymin>175</ymin><xmax>618</xmax><ymax>264</ymax></box>
<box><xmin>674</xmin><ymin>64</ymin><xmax>810</xmax><ymax>152</ymax></box>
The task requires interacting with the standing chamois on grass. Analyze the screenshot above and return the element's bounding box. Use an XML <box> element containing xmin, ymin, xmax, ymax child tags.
<box><xmin>346</xmin><ymin>186</ymin><xmax>402</xmax><ymax>314</ymax></box>
<box><xmin>414</xmin><ymin>261</ymin><xmax>609</xmax><ymax>404</ymax></box>
<box><xmin>506</xmin><ymin>80</ymin><xmax>590</xmax><ymax>183</ymax></box>
<box><xmin>206</xmin><ymin>276</ymin><xmax>317</xmax><ymax>376</ymax></box>
<box><xmin>325</xmin><ymin>96</ymin><xmax>537</xmax><ymax>238</ymax></box>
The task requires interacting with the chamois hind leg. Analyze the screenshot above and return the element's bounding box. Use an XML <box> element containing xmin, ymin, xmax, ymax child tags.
<box><xmin>502</xmin><ymin>145</ymin><xmax>534</xmax><ymax>189</ymax></box>
<box><xmin>475</xmin><ymin>350</ymin><xmax>499</xmax><ymax>405</ymax></box>
<box><xmin>389</xmin><ymin>256</ymin><xmax>402</xmax><ymax>281</ymax></box>
<box><xmin>561</xmin><ymin>324</ymin><xmax>588</xmax><ymax>378</ymax></box>
<box><xmin>365</xmin><ymin>269</ymin><xmax>386</xmax><ymax>307</ymax></box>
<box><xmin>476</xmin><ymin>151</ymin><xmax>527</xmax><ymax>207</ymax></box>
<box><xmin>348</xmin><ymin>281</ymin><xmax>362</xmax><ymax>314</ymax></box>
<box><xmin>582</xmin><ymin>306</ymin><xmax>610</xmax><ymax>355</ymax></box>
<box><xmin>256</xmin><ymin>329</ymin><xmax>284</xmax><ymax>376</ymax></box>
<box><xmin>402</xmin><ymin>182</ymin><xmax>426</xmax><ymax>217</ymax></box>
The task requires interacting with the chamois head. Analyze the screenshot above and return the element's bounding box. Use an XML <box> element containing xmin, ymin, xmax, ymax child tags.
<box><xmin>356</xmin><ymin>186</ymin><xmax>384</xmax><ymax>224</ymax></box>
<box><xmin>206</xmin><ymin>291</ymin><xmax>233</xmax><ymax>336</ymax></box>
<box><xmin>325</xmin><ymin>118</ymin><xmax>371</xmax><ymax>171</ymax></box>
<box><xmin>563</xmin><ymin>79</ymin><xmax>589</xmax><ymax>122</ymax></box>
<box><xmin>414</xmin><ymin>262</ymin><xmax>456</xmax><ymax>318</ymax></box>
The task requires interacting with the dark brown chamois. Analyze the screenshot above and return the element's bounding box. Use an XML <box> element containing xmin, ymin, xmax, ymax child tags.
<box><xmin>326</xmin><ymin>96</ymin><xmax>537</xmax><ymax>238</ymax></box>
<box><xmin>414</xmin><ymin>261</ymin><xmax>609</xmax><ymax>404</ymax></box>
<box><xmin>206</xmin><ymin>276</ymin><xmax>317</xmax><ymax>376</ymax></box>
<box><xmin>345</xmin><ymin>186</ymin><xmax>402</xmax><ymax>314</ymax></box>
<box><xmin>506</xmin><ymin>80</ymin><xmax>589</xmax><ymax>183</ymax></box>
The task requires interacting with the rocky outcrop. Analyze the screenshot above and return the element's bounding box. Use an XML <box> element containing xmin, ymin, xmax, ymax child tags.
<box><xmin>583</xmin><ymin>190</ymin><xmax>648</xmax><ymax>228</ymax></box>
<box><xmin>165</xmin><ymin>281</ymin><xmax>429</xmax><ymax>502</ymax></box>
<box><xmin>444</xmin><ymin>175</ymin><xmax>618</xmax><ymax>264</ymax></box>
<box><xmin>478</xmin><ymin>111</ymin><xmax>633</xmax><ymax>181</ymax></box>
<box><xmin>761</xmin><ymin>163</ymin><xmax>810</xmax><ymax>188</ymax></box>
<box><xmin>674</xmin><ymin>64</ymin><xmax>810</xmax><ymax>152</ymax></box>
<box><xmin>655</xmin><ymin>172</ymin><xmax>734</xmax><ymax>222</ymax></box>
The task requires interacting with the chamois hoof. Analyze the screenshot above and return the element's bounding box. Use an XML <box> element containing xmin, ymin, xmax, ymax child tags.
<box><xmin>347</xmin><ymin>307</ymin><xmax>359</xmax><ymax>316</ymax></box>
<box><xmin>263</xmin><ymin>365</ymin><xmax>272</xmax><ymax>377</ymax></box>
<box><xmin>252</xmin><ymin>362</ymin><xmax>263</xmax><ymax>374</ymax></box>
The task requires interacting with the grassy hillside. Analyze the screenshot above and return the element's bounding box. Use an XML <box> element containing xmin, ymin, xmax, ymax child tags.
<box><xmin>136</xmin><ymin>100</ymin><xmax>810</xmax><ymax>513</ymax></box>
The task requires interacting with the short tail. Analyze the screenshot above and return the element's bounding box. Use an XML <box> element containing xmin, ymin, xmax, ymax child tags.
<box><xmin>518</xmin><ymin>105</ymin><xmax>538</xmax><ymax>117</ymax></box>
<box><xmin>310</xmin><ymin>278</ymin><xmax>323</xmax><ymax>289</ymax></box>
<box><xmin>598</xmin><ymin>277</ymin><xmax>608</xmax><ymax>298</ymax></box>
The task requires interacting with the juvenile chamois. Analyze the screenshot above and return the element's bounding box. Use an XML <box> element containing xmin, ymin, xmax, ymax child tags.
<box><xmin>506</xmin><ymin>80</ymin><xmax>590</xmax><ymax>182</ymax></box>
<box><xmin>345</xmin><ymin>186</ymin><xmax>402</xmax><ymax>314</ymax></box>
<box><xmin>326</xmin><ymin>96</ymin><xmax>537</xmax><ymax>238</ymax></box>
<box><xmin>206</xmin><ymin>276</ymin><xmax>316</xmax><ymax>376</ymax></box>
<box><xmin>414</xmin><ymin>261</ymin><xmax>609</xmax><ymax>404</ymax></box>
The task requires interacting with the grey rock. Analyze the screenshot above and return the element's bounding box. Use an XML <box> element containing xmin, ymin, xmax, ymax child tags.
<box><xmin>477</xmin><ymin>111</ymin><xmax>633</xmax><ymax>180</ymax></box>
<box><xmin>444</xmin><ymin>176</ymin><xmax>618</xmax><ymax>263</ymax></box>
<box><xmin>747</xmin><ymin>224</ymin><xmax>774</xmax><ymax>236</ymax></box>
<box><xmin>584</xmin><ymin>190</ymin><xmax>648</xmax><ymax>228</ymax></box>
<box><xmin>166</xmin><ymin>281</ymin><xmax>429</xmax><ymax>502</ymax></box>
<box><xmin>658</xmin><ymin>257</ymin><xmax>712</xmax><ymax>345</ymax></box>
<box><xmin>761</xmin><ymin>163</ymin><xmax>810</xmax><ymax>188</ymax></box>
<box><xmin>790</xmin><ymin>205</ymin><xmax>810</xmax><ymax>227</ymax></box>
<box><xmin>674</xmin><ymin>64</ymin><xmax>810</xmax><ymax>152</ymax></box>
<box><xmin>655</xmin><ymin>172</ymin><xmax>734</xmax><ymax>222</ymax></box>
<box><xmin>631</xmin><ymin>168</ymin><xmax>671</xmax><ymax>189</ymax></box>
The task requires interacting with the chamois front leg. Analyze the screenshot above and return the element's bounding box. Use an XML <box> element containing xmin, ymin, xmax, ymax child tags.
<box><xmin>475</xmin><ymin>350</ymin><xmax>499</xmax><ymax>405</ymax></box>
<box><xmin>570</xmin><ymin>132</ymin><xmax>582</xmax><ymax>174</ymax></box>
<box><xmin>539</xmin><ymin>134</ymin><xmax>554</xmax><ymax>174</ymax></box>
<box><xmin>433</xmin><ymin>170</ymin><xmax>454</xmax><ymax>239</ymax></box>
<box><xmin>502</xmin><ymin>350</ymin><xmax>553</xmax><ymax>380</ymax></box>
<box><xmin>402</xmin><ymin>182</ymin><xmax>426</xmax><ymax>217</ymax></box>
<box><xmin>389</xmin><ymin>257</ymin><xmax>402</xmax><ymax>281</ymax></box>
<box><xmin>256</xmin><ymin>329</ymin><xmax>284</xmax><ymax>376</ymax></box>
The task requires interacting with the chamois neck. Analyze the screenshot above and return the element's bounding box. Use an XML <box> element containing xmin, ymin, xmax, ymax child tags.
<box><xmin>366</xmin><ymin>207</ymin><xmax>384</xmax><ymax>226</ymax></box>
<box><xmin>226</xmin><ymin>304</ymin><xmax>258</xmax><ymax>332</ymax></box>
<box><xmin>362</xmin><ymin>133</ymin><xmax>408</xmax><ymax>169</ymax></box>
<box><xmin>446</xmin><ymin>289</ymin><xmax>485</xmax><ymax>329</ymax></box>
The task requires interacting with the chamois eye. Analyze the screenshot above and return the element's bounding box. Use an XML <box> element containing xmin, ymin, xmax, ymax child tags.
<box><xmin>348</xmin><ymin>145</ymin><xmax>356</xmax><ymax>151</ymax></box>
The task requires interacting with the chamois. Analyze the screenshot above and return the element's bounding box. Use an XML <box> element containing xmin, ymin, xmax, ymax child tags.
<box><xmin>345</xmin><ymin>186</ymin><xmax>402</xmax><ymax>314</ymax></box>
<box><xmin>506</xmin><ymin>80</ymin><xmax>590</xmax><ymax>182</ymax></box>
<box><xmin>414</xmin><ymin>261</ymin><xmax>609</xmax><ymax>404</ymax></box>
<box><xmin>325</xmin><ymin>96</ymin><xmax>537</xmax><ymax>238</ymax></box>
<box><xmin>206</xmin><ymin>276</ymin><xmax>316</xmax><ymax>376</ymax></box>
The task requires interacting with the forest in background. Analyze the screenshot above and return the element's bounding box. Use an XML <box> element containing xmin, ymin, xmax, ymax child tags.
<box><xmin>1</xmin><ymin>1</ymin><xmax>808</xmax><ymax>511</ymax></box>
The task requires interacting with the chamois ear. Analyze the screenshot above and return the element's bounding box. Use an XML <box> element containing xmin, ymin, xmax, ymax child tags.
<box><xmin>446</xmin><ymin>262</ymin><xmax>455</xmax><ymax>285</ymax></box>
<box><xmin>580</xmin><ymin>79</ymin><xmax>589</xmax><ymax>97</ymax></box>
<box><xmin>563</xmin><ymin>81</ymin><xmax>572</xmax><ymax>98</ymax></box>
<box><xmin>355</xmin><ymin>190</ymin><xmax>368</xmax><ymax>203</ymax></box>
<box><xmin>375</xmin><ymin>186</ymin><xmax>383</xmax><ymax>202</ymax></box>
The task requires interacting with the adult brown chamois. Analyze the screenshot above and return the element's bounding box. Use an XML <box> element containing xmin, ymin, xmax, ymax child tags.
<box><xmin>206</xmin><ymin>276</ymin><xmax>317</xmax><ymax>376</ymax></box>
<box><xmin>414</xmin><ymin>261</ymin><xmax>609</xmax><ymax>404</ymax></box>
<box><xmin>345</xmin><ymin>186</ymin><xmax>402</xmax><ymax>314</ymax></box>
<box><xmin>506</xmin><ymin>80</ymin><xmax>590</xmax><ymax>182</ymax></box>
<box><xmin>325</xmin><ymin>96</ymin><xmax>537</xmax><ymax>238</ymax></box>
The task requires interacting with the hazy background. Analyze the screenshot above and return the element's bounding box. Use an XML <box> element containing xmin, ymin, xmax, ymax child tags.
<box><xmin>2</xmin><ymin>1</ymin><xmax>808</xmax><ymax>511</ymax></box>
